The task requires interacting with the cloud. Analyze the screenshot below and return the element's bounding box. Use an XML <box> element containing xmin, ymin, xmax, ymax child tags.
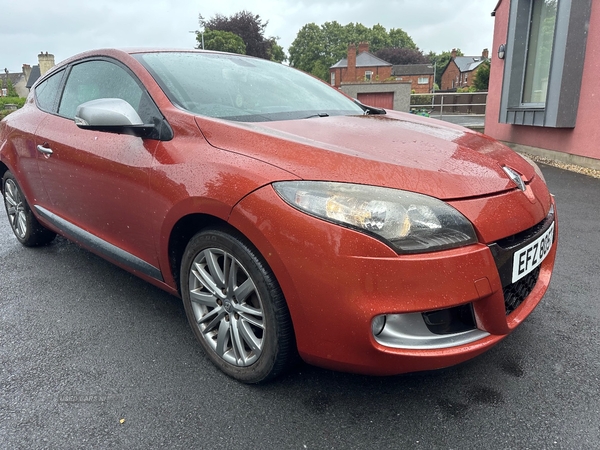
<box><xmin>0</xmin><ymin>0</ymin><xmax>494</xmax><ymax>73</ymax></box>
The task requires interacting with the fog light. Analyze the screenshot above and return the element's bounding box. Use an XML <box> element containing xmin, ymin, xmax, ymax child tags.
<box><xmin>371</xmin><ymin>315</ymin><xmax>386</xmax><ymax>336</ymax></box>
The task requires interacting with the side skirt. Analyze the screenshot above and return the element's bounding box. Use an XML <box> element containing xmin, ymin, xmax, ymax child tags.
<box><xmin>34</xmin><ymin>205</ymin><xmax>164</xmax><ymax>282</ymax></box>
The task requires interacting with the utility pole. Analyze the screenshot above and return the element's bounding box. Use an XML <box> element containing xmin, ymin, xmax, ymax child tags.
<box><xmin>431</xmin><ymin>62</ymin><xmax>437</xmax><ymax>110</ymax></box>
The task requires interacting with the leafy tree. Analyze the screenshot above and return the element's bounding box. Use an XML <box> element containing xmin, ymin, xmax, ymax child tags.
<box><xmin>374</xmin><ymin>47</ymin><xmax>429</xmax><ymax>65</ymax></box>
<box><xmin>288</xmin><ymin>21</ymin><xmax>417</xmax><ymax>80</ymax></box>
<box><xmin>199</xmin><ymin>11</ymin><xmax>284</xmax><ymax>61</ymax></box>
<box><xmin>428</xmin><ymin>49</ymin><xmax>464</xmax><ymax>87</ymax></box>
<box><xmin>288</xmin><ymin>23</ymin><xmax>328</xmax><ymax>77</ymax></box>
<box><xmin>198</xmin><ymin>29</ymin><xmax>246</xmax><ymax>54</ymax></box>
<box><xmin>267</xmin><ymin>39</ymin><xmax>286</xmax><ymax>63</ymax></box>
<box><xmin>389</xmin><ymin>28</ymin><xmax>417</xmax><ymax>49</ymax></box>
<box><xmin>473</xmin><ymin>60</ymin><xmax>490</xmax><ymax>91</ymax></box>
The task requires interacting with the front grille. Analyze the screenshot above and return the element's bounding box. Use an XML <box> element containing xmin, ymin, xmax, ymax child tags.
<box><xmin>503</xmin><ymin>266</ymin><xmax>540</xmax><ymax>315</ymax></box>
<box><xmin>488</xmin><ymin>207</ymin><xmax>554</xmax><ymax>316</ymax></box>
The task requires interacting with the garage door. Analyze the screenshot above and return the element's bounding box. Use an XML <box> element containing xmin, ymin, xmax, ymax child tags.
<box><xmin>357</xmin><ymin>92</ymin><xmax>394</xmax><ymax>110</ymax></box>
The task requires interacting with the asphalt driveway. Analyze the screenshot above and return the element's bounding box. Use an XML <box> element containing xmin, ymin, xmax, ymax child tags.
<box><xmin>1</xmin><ymin>164</ymin><xmax>598</xmax><ymax>449</ymax></box>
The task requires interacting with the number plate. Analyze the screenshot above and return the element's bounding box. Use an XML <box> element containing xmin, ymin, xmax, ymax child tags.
<box><xmin>512</xmin><ymin>221</ymin><xmax>555</xmax><ymax>283</ymax></box>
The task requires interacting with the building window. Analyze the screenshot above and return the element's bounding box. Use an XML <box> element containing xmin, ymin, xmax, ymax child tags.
<box><xmin>522</xmin><ymin>0</ymin><xmax>557</xmax><ymax>104</ymax></box>
<box><xmin>331</xmin><ymin>72</ymin><xmax>335</xmax><ymax>86</ymax></box>
<box><xmin>365</xmin><ymin>71</ymin><xmax>373</xmax><ymax>82</ymax></box>
<box><xmin>417</xmin><ymin>77</ymin><xmax>428</xmax><ymax>85</ymax></box>
<box><xmin>499</xmin><ymin>0</ymin><xmax>591</xmax><ymax>128</ymax></box>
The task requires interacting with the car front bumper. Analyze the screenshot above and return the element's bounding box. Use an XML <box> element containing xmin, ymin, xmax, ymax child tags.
<box><xmin>229</xmin><ymin>184</ymin><xmax>558</xmax><ymax>376</ymax></box>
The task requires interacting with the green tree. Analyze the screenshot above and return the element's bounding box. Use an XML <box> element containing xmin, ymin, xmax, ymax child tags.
<box><xmin>389</xmin><ymin>28</ymin><xmax>417</xmax><ymax>49</ymax></box>
<box><xmin>473</xmin><ymin>60</ymin><xmax>490</xmax><ymax>91</ymax></box>
<box><xmin>288</xmin><ymin>23</ymin><xmax>327</xmax><ymax>76</ymax></box>
<box><xmin>199</xmin><ymin>10</ymin><xmax>284</xmax><ymax>61</ymax></box>
<box><xmin>198</xmin><ymin>29</ymin><xmax>246</xmax><ymax>54</ymax></box>
<box><xmin>289</xmin><ymin>21</ymin><xmax>417</xmax><ymax>80</ymax></box>
<box><xmin>267</xmin><ymin>39</ymin><xmax>286</xmax><ymax>63</ymax></box>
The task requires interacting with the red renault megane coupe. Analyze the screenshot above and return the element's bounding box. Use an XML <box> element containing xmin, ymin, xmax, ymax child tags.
<box><xmin>0</xmin><ymin>49</ymin><xmax>557</xmax><ymax>382</ymax></box>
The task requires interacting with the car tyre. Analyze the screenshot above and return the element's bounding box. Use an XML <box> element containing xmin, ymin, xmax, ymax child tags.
<box><xmin>2</xmin><ymin>171</ymin><xmax>56</xmax><ymax>247</ymax></box>
<box><xmin>180</xmin><ymin>227</ymin><xmax>297</xmax><ymax>383</ymax></box>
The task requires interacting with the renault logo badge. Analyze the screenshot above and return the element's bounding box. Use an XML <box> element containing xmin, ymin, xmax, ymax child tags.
<box><xmin>503</xmin><ymin>166</ymin><xmax>526</xmax><ymax>191</ymax></box>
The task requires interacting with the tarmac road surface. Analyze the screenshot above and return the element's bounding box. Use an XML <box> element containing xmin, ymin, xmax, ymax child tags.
<box><xmin>1</xmin><ymin>164</ymin><xmax>599</xmax><ymax>449</ymax></box>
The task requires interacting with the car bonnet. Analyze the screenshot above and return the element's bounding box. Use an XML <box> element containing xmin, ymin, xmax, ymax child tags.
<box><xmin>194</xmin><ymin>111</ymin><xmax>536</xmax><ymax>200</ymax></box>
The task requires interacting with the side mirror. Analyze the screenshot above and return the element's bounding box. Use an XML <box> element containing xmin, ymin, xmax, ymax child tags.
<box><xmin>74</xmin><ymin>98</ymin><xmax>155</xmax><ymax>137</ymax></box>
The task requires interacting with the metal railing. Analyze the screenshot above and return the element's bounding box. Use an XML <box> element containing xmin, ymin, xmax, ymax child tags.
<box><xmin>410</xmin><ymin>92</ymin><xmax>488</xmax><ymax>119</ymax></box>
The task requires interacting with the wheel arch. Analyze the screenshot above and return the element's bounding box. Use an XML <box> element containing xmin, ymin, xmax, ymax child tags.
<box><xmin>0</xmin><ymin>161</ymin><xmax>8</xmax><ymax>193</ymax></box>
<box><xmin>167</xmin><ymin>213</ymin><xmax>226</xmax><ymax>294</ymax></box>
<box><xmin>166</xmin><ymin>211</ymin><xmax>298</xmax><ymax>342</ymax></box>
<box><xmin>167</xmin><ymin>213</ymin><xmax>274</xmax><ymax>294</ymax></box>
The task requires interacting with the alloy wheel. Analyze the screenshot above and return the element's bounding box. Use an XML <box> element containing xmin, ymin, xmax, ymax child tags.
<box><xmin>4</xmin><ymin>178</ymin><xmax>27</xmax><ymax>239</ymax></box>
<box><xmin>188</xmin><ymin>248</ymin><xmax>265</xmax><ymax>367</ymax></box>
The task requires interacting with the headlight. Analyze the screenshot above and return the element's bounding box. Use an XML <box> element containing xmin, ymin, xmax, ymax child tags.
<box><xmin>273</xmin><ymin>181</ymin><xmax>477</xmax><ymax>254</ymax></box>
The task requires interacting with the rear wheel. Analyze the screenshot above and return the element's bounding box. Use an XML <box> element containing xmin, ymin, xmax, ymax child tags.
<box><xmin>2</xmin><ymin>171</ymin><xmax>56</xmax><ymax>246</ymax></box>
<box><xmin>180</xmin><ymin>228</ymin><xmax>296</xmax><ymax>383</ymax></box>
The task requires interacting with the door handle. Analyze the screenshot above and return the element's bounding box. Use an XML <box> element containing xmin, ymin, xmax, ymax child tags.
<box><xmin>36</xmin><ymin>144</ymin><xmax>53</xmax><ymax>155</ymax></box>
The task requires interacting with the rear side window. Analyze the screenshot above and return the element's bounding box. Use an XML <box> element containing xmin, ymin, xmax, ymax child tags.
<box><xmin>58</xmin><ymin>60</ymin><xmax>157</xmax><ymax>123</ymax></box>
<box><xmin>35</xmin><ymin>70</ymin><xmax>65</xmax><ymax>113</ymax></box>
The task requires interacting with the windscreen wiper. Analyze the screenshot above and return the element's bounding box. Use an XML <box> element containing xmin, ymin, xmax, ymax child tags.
<box><xmin>353</xmin><ymin>99</ymin><xmax>386</xmax><ymax>115</ymax></box>
<box><xmin>303</xmin><ymin>112</ymin><xmax>330</xmax><ymax>119</ymax></box>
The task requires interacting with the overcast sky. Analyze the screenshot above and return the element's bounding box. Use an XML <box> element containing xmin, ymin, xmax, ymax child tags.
<box><xmin>1</xmin><ymin>0</ymin><xmax>496</xmax><ymax>73</ymax></box>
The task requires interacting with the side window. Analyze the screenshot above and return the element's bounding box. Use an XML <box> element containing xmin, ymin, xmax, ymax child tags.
<box><xmin>35</xmin><ymin>70</ymin><xmax>65</xmax><ymax>113</ymax></box>
<box><xmin>58</xmin><ymin>60</ymin><xmax>157</xmax><ymax>123</ymax></box>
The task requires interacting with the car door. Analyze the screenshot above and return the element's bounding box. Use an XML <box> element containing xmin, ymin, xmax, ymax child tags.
<box><xmin>34</xmin><ymin>58</ymin><xmax>162</xmax><ymax>274</ymax></box>
<box><xmin>6</xmin><ymin>69</ymin><xmax>67</xmax><ymax>210</ymax></box>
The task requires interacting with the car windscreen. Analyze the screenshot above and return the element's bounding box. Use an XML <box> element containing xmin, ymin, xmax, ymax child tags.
<box><xmin>134</xmin><ymin>52</ymin><xmax>365</xmax><ymax>122</ymax></box>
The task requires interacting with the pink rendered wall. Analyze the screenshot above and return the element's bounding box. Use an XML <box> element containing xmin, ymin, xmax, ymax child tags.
<box><xmin>485</xmin><ymin>0</ymin><xmax>600</xmax><ymax>162</ymax></box>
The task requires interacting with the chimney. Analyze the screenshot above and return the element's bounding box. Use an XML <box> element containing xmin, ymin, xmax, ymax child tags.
<box><xmin>482</xmin><ymin>48</ymin><xmax>489</xmax><ymax>59</ymax></box>
<box><xmin>22</xmin><ymin>64</ymin><xmax>32</xmax><ymax>80</ymax></box>
<box><xmin>358</xmin><ymin>42</ymin><xmax>369</xmax><ymax>54</ymax></box>
<box><xmin>347</xmin><ymin>43</ymin><xmax>357</xmax><ymax>82</ymax></box>
<box><xmin>38</xmin><ymin>52</ymin><xmax>55</xmax><ymax>76</ymax></box>
<box><xmin>451</xmin><ymin>48</ymin><xmax>457</xmax><ymax>59</ymax></box>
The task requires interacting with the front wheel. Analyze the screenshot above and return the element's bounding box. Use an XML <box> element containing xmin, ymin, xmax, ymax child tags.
<box><xmin>2</xmin><ymin>171</ymin><xmax>56</xmax><ymax>247</ymax></box>
<box><xmin>180</xmin><ymin>228</ymin><xmax>296</xmax><ymax>383</ymax></box>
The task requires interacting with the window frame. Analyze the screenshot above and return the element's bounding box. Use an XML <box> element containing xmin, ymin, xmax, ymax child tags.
<box><xmin>499</xmin><ymin>0</ymin><xmax>592</xmax><ymax>128</ymax></box>
<box><xmin>32</xmin><ymin>56</ymin><xmax>171</xmax><ymax>141</ymax></box>
<box><xmin>34</xmin><ymin>69</ymin><xmax>66</xmax><ymax>113</ymax></box>
<box><xmin>58</xmin><ymin>59</ymin><xmax>148</xmax><ymax>120</ymax></box>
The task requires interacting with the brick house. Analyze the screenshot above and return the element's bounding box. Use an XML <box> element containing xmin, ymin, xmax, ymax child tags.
<box><xmin>391</xmin><ymin>64</ymin><xmax>435</xmax><ymax>94</ymax></box>
<box><xmin>440</xmin><ymin>49</ymin><xmax>490</xmax><ymax>90</ymax></box>
<box><xmin>329</xmin><ymin>43</ymin><xmax>411</xmax><ymax>111</ymax></box>
<box><xmin>329</xmin><ymin>43</ymin><xmax>392</xmax><ymax>87</ymax></box>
